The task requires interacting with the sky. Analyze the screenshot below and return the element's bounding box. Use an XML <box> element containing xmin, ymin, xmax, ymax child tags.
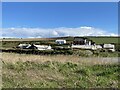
<box><xmin>2</xmin><ymin>2</ymin><xmax>118</xmax><ymax>38</ymax></box>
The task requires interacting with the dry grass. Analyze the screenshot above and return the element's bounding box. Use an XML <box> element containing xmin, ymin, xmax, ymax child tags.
<box><xmin>2</xmin><ymin>52</ymin><xmax>118</xmax><ymax>65</ymax></box>
<box><xmin>1</xmin><ymin>38</ymin><xmax>55</xmax><ymax>41</ymax></box>
<box><xmin>2</xmin><ymin>52</ymin><xmax>119</xmax><ymax>88</ymax></box>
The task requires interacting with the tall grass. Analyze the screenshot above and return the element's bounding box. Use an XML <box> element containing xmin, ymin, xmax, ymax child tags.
<box><xmin>2</xmin><ymin>52</ymin><xmax>118</xmax><ymax>64</ymax></box>
<box><xmin>2</xmin><ymin>61</ymin><xmax>119</xmax><ymax>88</ymax></box>
<box><xmin>2</xmin><ymin>52</ymin><xmax>119</xmax><ymax>88</ymax></box>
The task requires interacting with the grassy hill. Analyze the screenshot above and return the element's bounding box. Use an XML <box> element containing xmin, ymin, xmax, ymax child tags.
<box><xmin>53</xmin><ymin>36</ymin><xmax>119</xmax><ymax>44</ymax></box>
<box><xmin>1</xmin><ymin>36</ymin><xmax>120</xmax><ymax>50</ymax></box>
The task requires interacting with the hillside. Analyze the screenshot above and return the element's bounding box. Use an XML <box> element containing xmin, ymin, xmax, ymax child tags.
<box><xmin>1</xmin><ymin>36</ymin><xmax>120</xmax><ymax>50</ymax></box>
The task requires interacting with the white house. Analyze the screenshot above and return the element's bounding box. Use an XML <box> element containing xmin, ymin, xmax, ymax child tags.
<box><xmin>33</xmin><ymin>44</ymin><xmax>52</xmax><ymax>50</ymax></box>
<box><xmin>72</xmin><ymin>37</ymin><xmax>96</xmax><ymax>50</ymax></box>
<box><xmin>17</xmin><ymin>44</ymin><xmax>52</xmax><ymax>50</ymax></box>
<box><xmin>71</xmin><ymin>37</ymin><xmax>116</xmax><ymax>51</ymax></box>
<box><xmin>17</xmin><ymin>44</ymin><xmax>31</xmax><ymax>49</ymax></box>
<box><xmin>55</xmin><ymin>39</ymin><xmax>66</xmax><ymax>44</ymax></box>
<box><xmin>103</xmin><ymin>44</ymin><xmax>115</xmax><ymax>52</ymax></box>
<box><xmin>71</xmin><ymin>44</ymin><xmax>97</xmax><ymax>50</ymax></box>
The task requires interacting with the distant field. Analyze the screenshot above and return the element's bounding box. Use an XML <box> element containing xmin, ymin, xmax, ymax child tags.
<box><xmin>2</xmin><ymin>52</ymin><xmax>119</xmax><ymax>88</ymax></box>
<box><xmin>89</xmin><ymin>37</ymin><xmax>119</xmax><ymax>44</ymax></box>
<box><xmin>1</xmin><ymin>36</ymin><xmax>120</xmax><ymax>49</ymax></box>
<box><xmin>55</xmin><ymin>36</ymin><xmax>120</xmax><ymax>44</ymax></box>
<box><xmin>1</xmin><ymin>38</ymin><xmax>55</xmax><ymax>41</ymax></box>
<box><xmin>1</xmin><ymin>36</ymin><xmax>119</xmax><ymax>43</ymax></box>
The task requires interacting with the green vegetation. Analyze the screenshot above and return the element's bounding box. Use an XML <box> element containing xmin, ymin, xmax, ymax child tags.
<box><xmin>1</xmin><ymin>36</ymin><xmax>120</xmax><ymax>48</ymax></box>
<box><xmin>2</xmin><ymin>41</ymin><xmax>51</xmax><ymax>49</ymax></box>
<box><xmin>2</xmin><ymin>49</ymin><xmax>120</xmax><ymax>57</ymax></box>
<box><xmin>89</xmin><ymin>36</ymin><xmax>119</xmax><ymax>44</ymax></box>
<box><xmin>1</xmin><ymin>36</ymin><xmax>120</xmax><ymax>52</ymax></box>
<box><xmin>88</xmin><ymin>37</ymin><xmax>120</xmax><ymax>51</ymax></box>
<box><xmin>2</xmin><ymin>36</ymin><xmax>120</xmax><ymax>88</ymax></box>
<box><xmin>2</xmin><ymin>61</ymin><xmax>119</xmax><ymax>88</ymax></box>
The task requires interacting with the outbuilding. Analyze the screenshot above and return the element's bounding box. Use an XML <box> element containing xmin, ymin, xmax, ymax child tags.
<box><xmin>55</xmin><ymin>39</ymin><xmax>66</xmax><ymax>44</ymax></box>
<box><xmin>30</xmin><ymin>44</ymin><xmax>52</xmax><ymax>50</ymax></box>
<box><xmin>17</xmin><ymin>44</ymin><xmax>31</xmax><ymax>49</ymax></box>
<box><xmin>103</xmin><ymin>44</ymin><xmax>115</xmax><ymax>52</ymax></box>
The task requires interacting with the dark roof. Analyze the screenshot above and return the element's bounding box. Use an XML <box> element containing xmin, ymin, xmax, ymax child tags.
<box><xmin>74</xmin><ymin>37</ymin><xmax>88</xmax><ymax>41</ymax></box>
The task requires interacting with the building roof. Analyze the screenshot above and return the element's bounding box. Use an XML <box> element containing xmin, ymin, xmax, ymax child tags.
<box><xmin>55</xmin><ymin>39</ymin><xmax>66</xmax><ymax>41</ymax></box>
<box><xmin>18</xmin><ymin>44</ymin><xmax>31</xmax><ymax>47</ymax></box>
<box><xmin>33</xmin><ymin>44</ymin><xmax>52</xmax><ymax>50</ymax></box>
<box><xmin>33</xmin><ymin>44</ymin><xmax>50</xmax><ymax>48</ymax></box>
<box><xmin>74</xmin><ymin>37</ymin><xmax>88</xmax><ymax>41</ymax></box>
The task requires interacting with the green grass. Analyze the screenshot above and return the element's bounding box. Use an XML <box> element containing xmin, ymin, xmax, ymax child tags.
<box><xmin>2</xmin><ymin>49</ymin><xmax>120</xmax><ymax>57</ymax></box>
<box><xmin>2</xmin><ymin>61</ymin><xmax>119</xmax><ymax>88</ymax></box>
<box><xmin>89</xmin><ymin>37</ymin><xmax>119</xmax><ymax>44</ymax></box>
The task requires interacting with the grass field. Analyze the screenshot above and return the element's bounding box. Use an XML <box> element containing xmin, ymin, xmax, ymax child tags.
<box><xmin>1</xmin><ymin>36</ymin><xmax>120</xmax><ymax>88</ymax></box>
<box><xmin>2</xmin><ymin>52</ymin><xmax>119</xmax><ymax>88</ymax></box>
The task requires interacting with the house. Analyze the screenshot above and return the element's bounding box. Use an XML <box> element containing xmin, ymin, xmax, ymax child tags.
<box><xmin>17</xmin><ymin>44</ymin><xmax>52</xmax><ymax>50</ymax></box>
<box><xmin>55</xmin><ymin>39</ymin><xmax>66</xmax><ymax>44</ymax></box>
<box><xmin>30</xmin><ymin>44</ymin><xmax>52</xmax><ymax>50</ymax></box>
<box><xmin>103</xmin><ymin>44</ymin><xmax>115</xmax><ymax>52</ymax></box>
<box><xmin>72</xmin><ymin>37</ymin><xmax>97</xmax><ymax>50</ymax></box>
<box><xmin>73</xmin><ymin>37</ymin><xmax>94</xmax><ymax>45</ymax></box>
<box><xmin>71</xmin><ymin>37</ymin><xmax>115</xmax><ymax>51</ymax></box>
<box><xmin>72</xmin><ymin>37</ymin><xmax>115</xmax><ymax>51</ymax></box>
<box><xmin>17</xmin><ymin>44</ymin><xmax>31</xmax><ymax>49</ymax></box>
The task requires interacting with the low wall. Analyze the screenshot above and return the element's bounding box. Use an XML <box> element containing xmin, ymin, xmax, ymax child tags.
<box><xmin>71</xmin><ymin>45</ymin><xmax>97</xmax><ymax>50</ymax></box>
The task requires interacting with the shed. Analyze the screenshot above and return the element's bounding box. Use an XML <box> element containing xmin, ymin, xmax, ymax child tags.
<box><xmin>55</xmin><ymin>39</ymin><xmax>66</xmax><ymax>44</ymax></box>
<box><xmin>32</xmin><ymin>44</ymin><xmax>52</xmax><ymax>50</ymax></box>
<box><xmin>103</xmin><ymin>44</ymin><xmax>115</xmax><ymax>52</ymax></box>
<box><xmin>17</xmin><ymin>44</ymin><xmax>31</xmax><ymax>49</ymax></box>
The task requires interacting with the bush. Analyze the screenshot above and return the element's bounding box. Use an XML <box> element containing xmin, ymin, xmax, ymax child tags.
<box><xmin>93</xmin><ymin>50</ymin><xmax>101</xmax><ymax>56</ymax></box>
<box><xmin>73</xmin><ymin>50</ymin><xmax>93</xmax><ymax>57</ymax></box>
<box><xmin>2</xmin><ymin>49</ymin><xmax>73</xmax><ymax>55</ymax></box>
<box><xmin>115</xmin><ymin>44</ymin><xmax>120</xmax><ymax>51</ymax></box>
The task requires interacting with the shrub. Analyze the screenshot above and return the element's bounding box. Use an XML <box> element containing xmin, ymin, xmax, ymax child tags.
<box><xmin>75</xmin><ymin>69</ymin><xmax>89</xmax><ymax>76</ymax></box>
<box><xmin>115</xmin><ymin>44</ymin><xmax>120</xmax><ymax>51</ymax></box>
<box><xmin>73</xmin><ymin>50</ymin><xmax>93</xmax><ymax>57</ymax></box>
